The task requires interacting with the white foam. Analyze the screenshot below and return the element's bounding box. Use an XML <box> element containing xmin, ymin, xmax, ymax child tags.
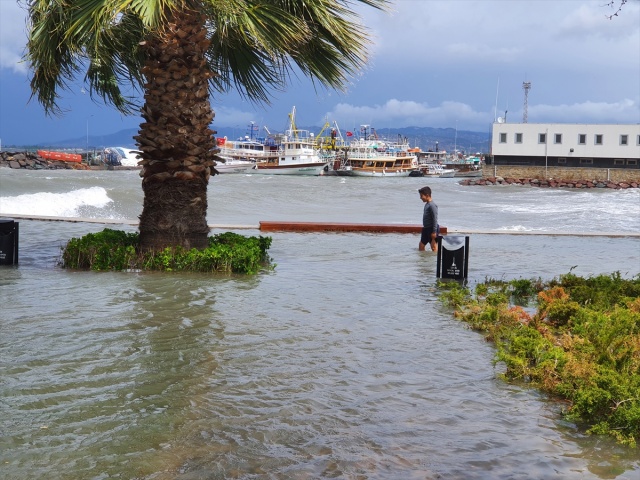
<box><xmin>497</xmin><ymin>225</ymin><xmax>531</xmax><ymax>232</ymax></box>
<box><xmin>0</xmin><ymin>186</ymin><xmax>112</xmax><ymax>217</ymax></box>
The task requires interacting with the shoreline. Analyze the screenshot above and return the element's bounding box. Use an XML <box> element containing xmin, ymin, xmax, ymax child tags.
<box><xmin>2</xmin><ymin>151</ymin><xmax>639</xmax><ymax>189</ymax></box>
<box><xmin>0</xmin><ymin>150</ymin><xmax>140</xmax><ymax>171</ymax></box>
<box><xmin>460</xmin><ymin>176</ymin><xmax>639</xmax><ymax>189</ymax></box>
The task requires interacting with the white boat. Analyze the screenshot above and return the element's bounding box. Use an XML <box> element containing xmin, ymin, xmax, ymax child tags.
<box><xmin>333</xmin><ymin>126</ymin><xmax>418</xmax><ymax>177</ymax></box>
<box><xmin>214</xmin><ymin>158</ymin><xmax>256</xmax><ymax>174</ymax></box>
<box><xmin>215</xmin><ymin>123</ymin><xmax>279</xmax><ymax>173</ymax></box>
<box><xmin>248</xmin><ymin>107</ymin><xmax>330</xmax><ymax>175</ymax></box>
<box><xmin>422</xmin><ymin>163</ymin><xmax>456</xmax><ymax>177</ymax></box>
<box><xmin>99</xmin><ymin>147</ymin><xmax>141</xmax><ymax>167</ymax></box>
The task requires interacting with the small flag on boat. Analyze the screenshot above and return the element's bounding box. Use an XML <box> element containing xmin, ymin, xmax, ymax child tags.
<box><xmin>346</xmin><ymin>131</ymin><xmax>353</xmax><ymax>137</ymax></box>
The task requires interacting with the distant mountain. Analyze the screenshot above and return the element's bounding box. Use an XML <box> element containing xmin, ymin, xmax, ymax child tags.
<box><xmin>42</xmin><ymin>128</ymin><xmax>139</xmax><ymax>149</ymax></box>
<box><xmin>30</xmin><ymin>125</ymin><xmax>491</xmax><ymax>154</ymax></box>
<box><xmin>340</xmin><ymin>126</ymin><xmax>491</xmax><ymax>154</ymax></box>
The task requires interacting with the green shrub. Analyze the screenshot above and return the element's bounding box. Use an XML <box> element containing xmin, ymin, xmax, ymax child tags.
<box><xmin>60</xmin><ymin>228</ymin><xmax>272</xmax><ymax>274</ymax></box>
<box><xmin>439</xmin><ymin>272</ymin><xmax>640</xmax><ymax>446</ymax></box>
<box><xmin>61</xmin><ymin>229</ymin><xmax>139</xmax><ymax>271</ymax></box>
<box><xmin>545</xmin><ymin>299</ymin><xmax>581</xmax><ymax>327</ymax></box>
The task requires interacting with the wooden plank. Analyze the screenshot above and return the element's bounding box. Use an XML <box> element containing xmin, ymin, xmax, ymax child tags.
<box><xmin>259</xmin><ymin>221</ymin><xmax>436</xmax><ymax>234</ymax></box>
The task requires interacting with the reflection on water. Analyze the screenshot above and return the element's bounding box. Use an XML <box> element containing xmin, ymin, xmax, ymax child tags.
<box><xmin>1</xmin><ymin>172</ymin><xmax>639</xmax><ymax>479</ymax></box>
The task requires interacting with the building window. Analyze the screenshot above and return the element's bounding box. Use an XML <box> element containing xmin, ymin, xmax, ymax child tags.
<box><xmin>620</xmin><ymin>135</ymin><xmax>628</xmax><ymax>146</ymax></box>
<box><xmin>538</xmin><ymin>133</ymin><xmax>546</xmax><ymax>144</ymax></box>
<box><xmin>515</xmin><ymin>133</ymin><xmax>523</xmax><ymax>143</ymax></box>
<box><xmin>554</xmin><ymin>133</ymin><xmax>562</xmax><ymax>144</ymax></box>
<box><xmin>594</xmin><ymin>134</ymin><xmax>603</xmax><ymax>145</ymax></box>
<box><xmin>614</xmin><ymin>159</ymin><xmax>625</xmax><ymax>166</ymax></box>
<box><xmin>628</xmin><ymin>159</ymin><xmax>638</xmax><ymax>166</ymax></box>
<box><xmin>499</xmin><ymin>133</ymin><xmax>507</xmax><ymax>143</ymax></box>
<box><xmin>637</xmin><ymin>135</ymin><xmax>640</xmax><ymax>146</ymax></box>
<box><xmin>557</xmin><ymin>158</ymin><xmax>567</xmax><ymax>164</ymax></box>
<box><xmin>580</xmin><ymin>158</ymin><xmax>593</xmax><ymax>165</ymax></box>
<box><xmin>578</xmin><ymin>134</ymin><xmax>586</xmax><ymax>145</ymax></box>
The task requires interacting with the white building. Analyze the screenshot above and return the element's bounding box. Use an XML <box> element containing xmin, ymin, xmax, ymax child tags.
<box><xmin>490</xmin><ymin>123</ymin><xmax>640</xmax><ymax>169</ymax></box>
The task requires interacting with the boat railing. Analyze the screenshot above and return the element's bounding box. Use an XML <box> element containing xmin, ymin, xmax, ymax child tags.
<box><xmin>284</xmin><ymin>128</ymin><xmax>315</xmax><ymax>142</ymax></box>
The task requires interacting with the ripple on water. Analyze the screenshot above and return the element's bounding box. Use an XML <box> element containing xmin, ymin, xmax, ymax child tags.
<box><xmin>1</xmin><ymin>178</ymin><xmax>639</xmax><ymax>478</ymax></box>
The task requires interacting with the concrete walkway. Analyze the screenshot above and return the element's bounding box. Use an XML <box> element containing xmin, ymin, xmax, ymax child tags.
<box><xmin>2</xmin><ymin>214</ymin><xmax>639</xmax><ymax>237</ymax></box>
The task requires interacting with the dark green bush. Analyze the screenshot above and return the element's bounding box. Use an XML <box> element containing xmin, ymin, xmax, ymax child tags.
<box><xmin>61</xmin><ymin>229</ymin><xmax>139</xmax><ymax>271</ymax></box>
<box><xmin>60</xmin><ymin>228</ymin><xmax>272</xmax><ymax>274</ymax></box>
<box><xmin>439</xmin><ymin>272</ymin><xmax>640</xmax><ymax>446</ymax></box>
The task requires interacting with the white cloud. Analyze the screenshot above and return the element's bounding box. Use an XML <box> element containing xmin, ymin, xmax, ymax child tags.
<box><xmin>0</xmin><ymin>1</ymin><xmax>29</xmax><ymax>73</ymax></box>
<box><xmin>320</xmin><ymin>97</ymin><xmax>639</xmax><ymax>132</ymax></box>
<box><xmin>530</xmin><ymin>98</ymin><xmax>640</xmax><ymax>124</ymax></box>
<box><xmin>210</xmin><ymin>104</ymin><xmax>260</xmax><ymax>127</ymax></box>
<box><xmin>557</xmin><ymin>2</ymin><xmax>640</xmax><ymax>40</ymax></box>
<box><xmin>324</xmin><ymin>99</ymin><xmax>492</xmax><ymax>131</ymax></box>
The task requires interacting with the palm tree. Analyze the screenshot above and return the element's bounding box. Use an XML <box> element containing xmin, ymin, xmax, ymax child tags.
<box><xmin>26</xmin><ymin>0</ymin><xmax>388</xmax><ymax>250</ymax></box>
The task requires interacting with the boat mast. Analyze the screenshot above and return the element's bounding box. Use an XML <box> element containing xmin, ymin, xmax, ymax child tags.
<box><xmin>454</xmin><ymin>121</ymin><xmax>458</xmax><ymax>159</ymax></box>
<box><xmin>247</xmin><ymin>121</ymin><xmax>259</xmax><ymax>141</ymax></box>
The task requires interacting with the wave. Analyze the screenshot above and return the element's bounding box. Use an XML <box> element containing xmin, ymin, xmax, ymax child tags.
<box><xmin>0</xmin><ymin>186</ymin><xmax>113</xmax><ymax>217</ymax></box>
<box><xmin>496</xmin><ymin>225</ymin><xmax>536</xmax><ymax>232</ymax></box>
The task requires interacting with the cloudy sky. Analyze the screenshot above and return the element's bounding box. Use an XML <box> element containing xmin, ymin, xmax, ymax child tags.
<box><xmin>0</xmin><ymin>0</ymin><xmax>638</xmax><ymax>145</ymax></box>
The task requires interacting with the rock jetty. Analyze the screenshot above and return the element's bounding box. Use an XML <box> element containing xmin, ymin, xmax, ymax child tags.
<box><xmin>1</xmin><ymin>151</ymin><xmax>90</xmax><ymax>170</ymax></box>
<box><xmin>460</xmin><ymin>176</ymin><xmax>638</xmax><ymax>189</ymax></box>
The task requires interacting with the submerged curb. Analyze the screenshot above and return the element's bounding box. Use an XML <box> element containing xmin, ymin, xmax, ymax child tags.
<box><xmin>2</xmin><ymin>215</ymin><xmax>639</xmax><ymax>237</ymax></box>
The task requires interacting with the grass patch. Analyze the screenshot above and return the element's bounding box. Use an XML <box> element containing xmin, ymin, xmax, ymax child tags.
<box><xmin>60</xmin><ymin>228</ymin><xmax>273</xmax><ymax>274</ymax></box>
<box><xmin>439</xmin><ymin>272</ymin><xmax>640</xmax><ymax>446</ymax></box>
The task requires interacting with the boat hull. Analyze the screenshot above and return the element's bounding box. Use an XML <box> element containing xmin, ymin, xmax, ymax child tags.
<box><xmin>344</xmin><ymin>168</ymin><xmax>414</xmax><ymax>177</ymax></box>
<box><xmin>215</xmin><ymin>160</ymin><xmax>255</xmax><ymax>173</ymax></box>
<box><xmin>453</xmin><ymin>170</ymin><xmax>483</xmax><ymax>178</ymax></box>
<box><xmin>417</xmin><ymin>164</ymin><xmax>456</xmax><ymax>177</ymax></box>
<box><xmin>451</xmin><ymin>165</ymin><xmax>483</xmax><ymax>177</ymax></box>
<box><xmin>248</xmin><ymin>162</ymin><xmax>328</xmax><ymax>175</ymax></box>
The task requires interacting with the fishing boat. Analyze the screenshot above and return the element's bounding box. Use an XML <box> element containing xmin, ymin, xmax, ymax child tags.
<box><xmin>214</xmin><ymin>157</ymin><xmax>256</xmax><ymax>174</ymax></box>
<box><xmin>215</xmin><ymin>123</ymin><xmax>279</xmax><ymax>173</ymax></box>
<box><xmin>424</xmin><ymin>163</ymin><xmax>456</xmax><ymax>177</ymax></box>
<box><xmin>452</xmin><ymin>164</ymin><xmax>483</xmax><ymax>178</ymax></box>
<box><xmin>445</xmin><ymin>154</ymin><xmax>484</xmax><ymax>177</ymax></box>
<box><xmin>248</xmin><ymin>107</ymin><xmax>330</xmax><ymax>175</ymax></box>
<box><xmin>333</xmin><ymin>126</ymin><xmax>418</xmax><ymax>177</ymax></box>
<box><xmin>417</xmin><ymin>150</ymin><xmax>448</xmax><ymax>165</ymax></box>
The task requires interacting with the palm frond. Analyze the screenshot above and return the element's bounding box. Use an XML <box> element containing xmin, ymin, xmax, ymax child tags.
<box><xmin>27</xmin><ymin>0</ymin><xmax>391</xmax><ymax>114</ymax></box>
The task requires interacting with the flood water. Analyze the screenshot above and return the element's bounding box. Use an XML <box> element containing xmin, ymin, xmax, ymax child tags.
<box><xmin>1</xmin><ymin>169</ymin><xmax>639</xmax><ymax>479</ymax></box>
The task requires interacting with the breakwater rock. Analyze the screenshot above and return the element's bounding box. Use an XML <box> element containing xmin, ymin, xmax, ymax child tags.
<box><xmin>0</xmin><ymin>151</ymin><xmax>90</xmax><ymax>170</ymax></box>
<box><xmin>460</xmin><ymin>176</ymin><xmax>639</xmax><ymax>189</ymax></box>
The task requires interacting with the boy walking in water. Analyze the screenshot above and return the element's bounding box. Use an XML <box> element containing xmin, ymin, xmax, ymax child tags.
<box><xmin>418</xmin><ymin>186</ymin><xmax>438</xmax><ymax>252</ymax></box>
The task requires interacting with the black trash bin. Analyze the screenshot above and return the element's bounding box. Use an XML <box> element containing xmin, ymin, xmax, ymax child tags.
<box><xmin>436</xmin><ymin>235</ymin><xmax>468</xmax><ymax>280</ymax></box>
<box><xmin>0</xmin><ymin>218</ymin><xmax>19</xmax><ymax>265</ymax></box>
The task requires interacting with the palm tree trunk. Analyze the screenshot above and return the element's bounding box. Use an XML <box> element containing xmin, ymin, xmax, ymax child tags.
<box><xmin>135</xmin><ymin>7</ymin><xmax>216</xmax><ymax>251</ymax></box>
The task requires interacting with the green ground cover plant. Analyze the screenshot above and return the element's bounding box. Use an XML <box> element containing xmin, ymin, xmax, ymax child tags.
<box><xmin>439</xmin><ymin>272</ymin><xmax>640</xmax><ymax>446</ymax></box>
<box><xmin>60</xmin><ymin>229</ymin><xmax>272</xmax><ymax>274</ymax></box>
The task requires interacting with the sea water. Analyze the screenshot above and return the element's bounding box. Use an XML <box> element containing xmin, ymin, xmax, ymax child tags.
<box><xmin>0</xmin><ymin>168</ymin><xmax>639</xmax><ymax>479</ymax></box>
